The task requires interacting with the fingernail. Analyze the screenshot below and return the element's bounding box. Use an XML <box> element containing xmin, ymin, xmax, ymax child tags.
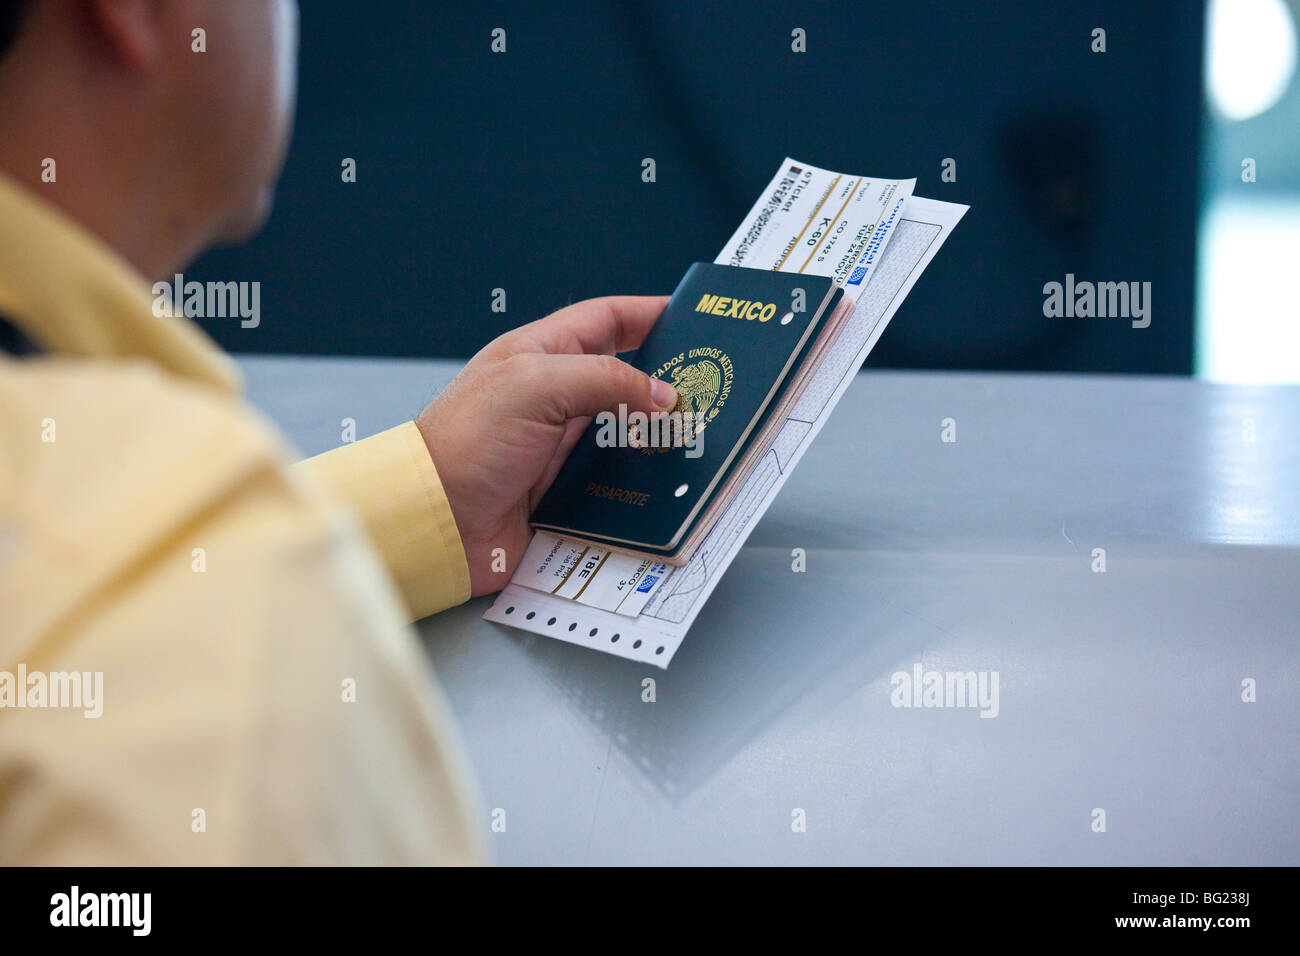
<box><xmin>650</xmin><ymin>377</ymin><xmax>677</xmax><ymax>409</ymax></box>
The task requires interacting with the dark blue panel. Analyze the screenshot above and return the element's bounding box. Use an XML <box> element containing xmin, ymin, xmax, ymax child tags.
<box><xmin>191</xmin><ymin>0</ymin><xmax>1202</xmax><ymax>374</ymax></box>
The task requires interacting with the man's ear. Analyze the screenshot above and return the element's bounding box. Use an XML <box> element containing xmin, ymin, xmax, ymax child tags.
<box><xmin>83</xmin><ymin>0</ymin><xmax>173</xmax><ymax>71</ymax></box>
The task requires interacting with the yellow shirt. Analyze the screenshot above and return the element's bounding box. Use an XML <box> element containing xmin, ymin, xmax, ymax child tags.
<box><xmin>0</xmin><ymin>172</ymin><xmax>483</xmax><ymax>864</ymax></box>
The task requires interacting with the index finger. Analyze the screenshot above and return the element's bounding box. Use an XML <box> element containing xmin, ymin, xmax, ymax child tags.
<box><xmin>486</xmin><ymin>294</ymin><xmax>670</xmax><ymax>359</ymax></box>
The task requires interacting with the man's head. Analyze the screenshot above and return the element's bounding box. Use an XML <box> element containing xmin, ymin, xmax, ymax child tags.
<box><xmin>0</xmin><ymin>0</ymin><xmax>298</xmax><ymax>277</ymax></box>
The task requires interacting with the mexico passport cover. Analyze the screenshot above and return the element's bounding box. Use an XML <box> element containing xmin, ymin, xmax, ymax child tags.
<box><xmin>529</xmin><ymin>262</ymin><xmax>843</xmax><ymax>556</ymax></box>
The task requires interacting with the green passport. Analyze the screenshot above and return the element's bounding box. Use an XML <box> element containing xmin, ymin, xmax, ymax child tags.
<box><xmin>530</xmin><ymin>262</ymin><xmax>843</xmax><ymax>557</ymax></box>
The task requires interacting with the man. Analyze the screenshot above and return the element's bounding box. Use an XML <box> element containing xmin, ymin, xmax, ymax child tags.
<box><xmin>0</xmin><ymin>0</ymin><xmax>676</xmax><ymax>863</ymax></box>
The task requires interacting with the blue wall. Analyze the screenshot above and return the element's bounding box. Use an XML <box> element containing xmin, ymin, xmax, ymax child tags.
<box><xmin>191</xmin><ymin>1</ymin><xmax>1202</xmax><ymax>374</ymax></box>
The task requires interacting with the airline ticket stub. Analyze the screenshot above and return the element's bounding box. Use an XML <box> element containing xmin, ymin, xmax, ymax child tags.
<box><xmin>718</xmin><ymin>160</ymin><xmax>915</xmax><ymax>298</ymax></box>
<box><xmin>512</xmin><ymin>533</ymin><xmax>669</xmax><ymax>617</ymax></box>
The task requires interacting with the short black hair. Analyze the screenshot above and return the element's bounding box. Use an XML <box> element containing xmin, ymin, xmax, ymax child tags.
<box><xmin>0</xmin><ymin>0</ymin><xmax>32</xmax><ymax>60</ymax></box>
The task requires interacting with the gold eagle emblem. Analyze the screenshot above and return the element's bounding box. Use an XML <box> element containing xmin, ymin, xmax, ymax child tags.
<box><xmin>629</xmin><ymin>348</ymin><xmax>733</xmax><ymax>452</ymax></box>
<box><xmin>669</xmin><ymin>359</ymin><xmax>723</xmax><ymax>430</ymax></box>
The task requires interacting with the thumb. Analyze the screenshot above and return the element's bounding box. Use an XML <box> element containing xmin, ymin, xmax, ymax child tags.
<box><xmin>496</xmin><ymin>352</ymin><xmax>677</xmax><ymax>424</ymax></box>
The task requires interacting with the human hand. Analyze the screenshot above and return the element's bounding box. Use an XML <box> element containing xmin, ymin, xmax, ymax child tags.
<box><xmin>415</xmin><ymin>296</ymin><xmax>675</xmax><ymax>596</ymax></box>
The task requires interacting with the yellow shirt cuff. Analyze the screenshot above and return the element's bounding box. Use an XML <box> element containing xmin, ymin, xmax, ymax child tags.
<box><xmin>297</xmin><ymin>421</ymin><xmax>471</xmax><ymax>620</ymax></box>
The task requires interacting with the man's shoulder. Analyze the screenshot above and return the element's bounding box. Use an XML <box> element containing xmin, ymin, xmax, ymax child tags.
<box><xmin>0</xmin><ymin>354</ymin><xmax>346</xmax><ymax>637</ymax></box>
<box><xmin>1</xmin><ymin>351</ymin><xmax>277</xmax><ymax>442</ymax></box>
<box><xmin>0</xmin><ymin>352</ymin><xmax>298</xmax><ymax>514</ymax></box>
